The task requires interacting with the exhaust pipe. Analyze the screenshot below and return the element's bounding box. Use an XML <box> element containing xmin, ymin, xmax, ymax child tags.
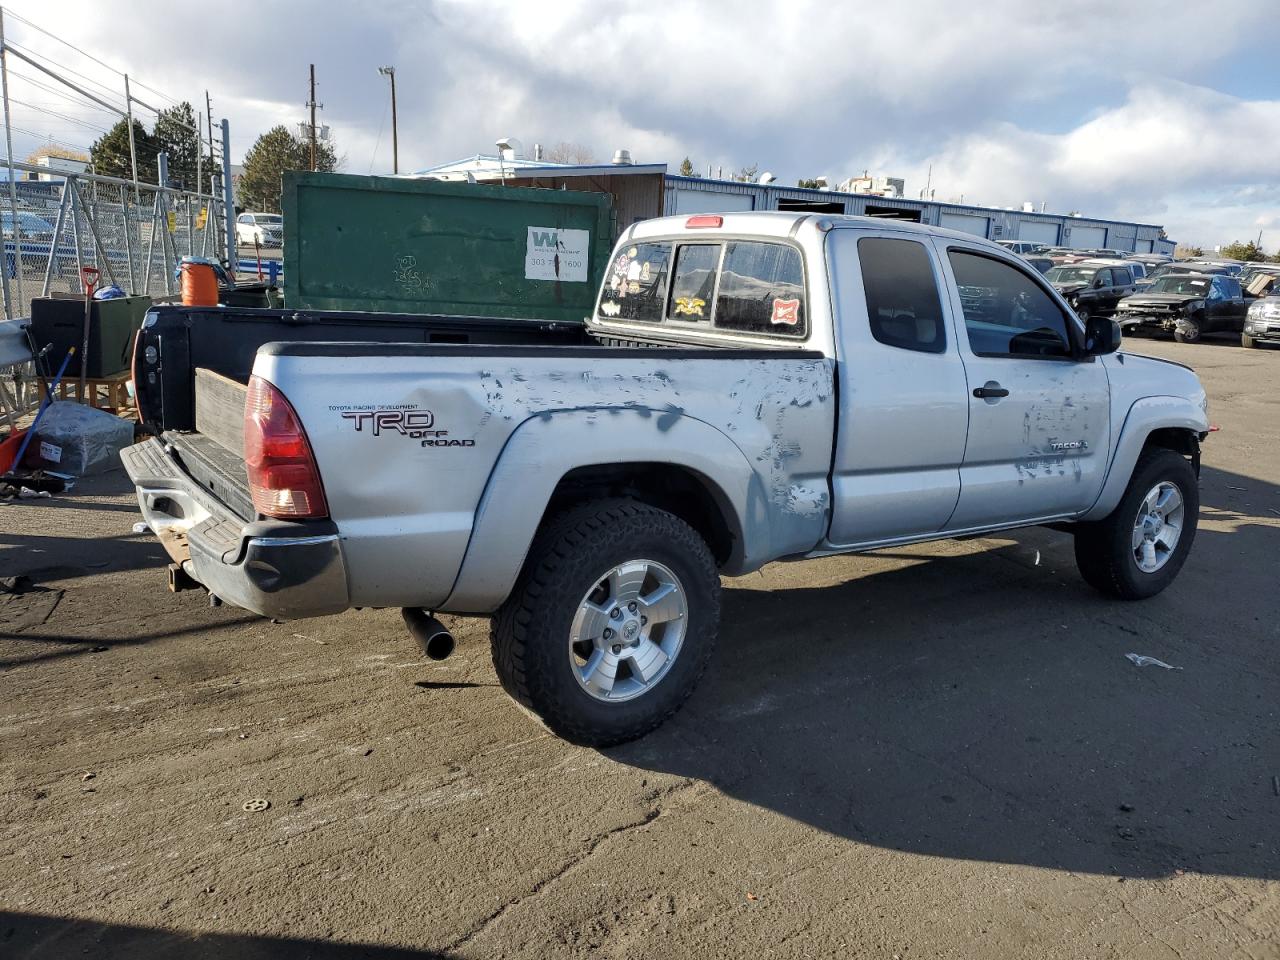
<box><xmin>402</xmin><ymin>608</ymin><xmax>455</xmax><ymax>661</ymax></box>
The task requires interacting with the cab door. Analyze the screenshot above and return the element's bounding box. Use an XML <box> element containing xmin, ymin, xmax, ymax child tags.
<box><xmin>935</xmin><ymin>243</ymin><xmax>1112</xmax><ymax>530</ymax></box>
<box><xmin>825</xmin><ymin>230</ymin><xmax>970</xmax><ymax>546</ymax></box>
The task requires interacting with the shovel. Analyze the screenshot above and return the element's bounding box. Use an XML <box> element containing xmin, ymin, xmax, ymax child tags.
<box><xmin>77</xmin><ymin>265</ymin><xmax>100</xmax><ymax>401</ymax></box>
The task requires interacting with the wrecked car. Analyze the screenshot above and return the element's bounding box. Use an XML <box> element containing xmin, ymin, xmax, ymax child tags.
<box><xmin>1045</xmin><ymin>261</ymin><xmax>1136</xmax><ymax>321</ymax></box>
<box><xmin>1116</xmin><ymin>273</ymin><xmax>1248</xmax><ymax>342</ymax></box>
<box><xmin>124</xmin><ymin>212</ymin><xmax>1210</xmax><ymax>746</ymax></box>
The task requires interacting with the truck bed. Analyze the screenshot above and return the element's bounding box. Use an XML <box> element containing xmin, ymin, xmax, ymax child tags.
<box><xmin>135</xmin><ymin>305</ymin><xmax>594</xmax><ymax>434</ymax></box>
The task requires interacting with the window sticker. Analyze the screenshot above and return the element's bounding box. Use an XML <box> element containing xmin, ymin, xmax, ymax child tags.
<box><xmin>674</xmin><ymin>296</ymin><xmax>706</xmax><ymax>318</ymax></box>
<box><xmin>770</xmin><ymin>298</ymin><xmax>800</xmax><ymax>326</ymax></box>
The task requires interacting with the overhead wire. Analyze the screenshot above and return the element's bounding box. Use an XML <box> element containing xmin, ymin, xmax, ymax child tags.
<box><xmin>9</xmin><ymin>9</ymin><xmax>179</xmax><ymax>112</ymax></box>
<box><xmin>4</xmin><ymin>10</ymin><xmax>183</xmax><ymax>110</ymax></box>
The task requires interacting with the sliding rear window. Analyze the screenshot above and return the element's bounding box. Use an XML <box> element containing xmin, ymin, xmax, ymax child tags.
<box><xmin>714</xmin><ymin>242</ymin><xmax>807</xmax><ymax>337</ymax></box>
<box><xmin>598</xmin><ymin>238</ymin><xmax>806</xmax><ymax>339</ymax></box>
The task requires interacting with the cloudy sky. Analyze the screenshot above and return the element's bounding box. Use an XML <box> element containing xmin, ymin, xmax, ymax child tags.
<box><xmin>5</xmin><ymin>0</ymin><xmax>1279</xmax><ymax>248</ymax></box>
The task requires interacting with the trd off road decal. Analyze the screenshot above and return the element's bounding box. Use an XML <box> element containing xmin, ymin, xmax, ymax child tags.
<box><xmin>330</xmin><ymin>404</ymin><xmax>475</xmax><ymax>448</ymax></box>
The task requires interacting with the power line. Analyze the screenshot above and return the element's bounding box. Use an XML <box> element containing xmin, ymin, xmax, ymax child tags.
<box><xmin>5</xmin><ymin>10</ymin><xmax>185</xmax><ymax>110</ymax></box>
<box><xmin>5</xmin><ymin>124</ymin><xmax>93</xmax><ymax>154</ymax></box>
<box><xmin>8</xmin><ymin>97</ymin><xmax>114</xmax><ymax>136</ymax></box>
<box><xmin>4</xmin><ymin>38</ymin><xmax>127</xmax><ymax>109</ymax></box>
<box><xmin>8</xmin><ymin>69</ymin><xmax>121</xmax><ymax>115</ymax></box>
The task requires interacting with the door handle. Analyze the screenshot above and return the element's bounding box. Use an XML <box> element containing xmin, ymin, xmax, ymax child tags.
<box><xmin>973</xmin><ymin>382</ymin><xmax>1009</xmax><ymax>399</ymax></box>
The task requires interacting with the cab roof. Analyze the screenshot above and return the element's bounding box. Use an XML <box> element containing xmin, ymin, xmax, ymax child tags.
<box><xmin>625</xmin><ymin>210</ymin><xmax>1013</xmax><ymax>256</ymax></box>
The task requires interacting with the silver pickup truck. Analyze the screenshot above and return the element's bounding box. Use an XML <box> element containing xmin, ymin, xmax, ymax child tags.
<box><xmin>123</xmin><ymin>212</ymin><xmax>1210</xmax><ymax>745</ymax></box>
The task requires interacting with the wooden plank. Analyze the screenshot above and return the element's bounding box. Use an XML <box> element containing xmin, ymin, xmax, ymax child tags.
<box><xmin>194</xmin><ymin>367</ymin><xmax>247</xmax><ymax>459</ymax></box>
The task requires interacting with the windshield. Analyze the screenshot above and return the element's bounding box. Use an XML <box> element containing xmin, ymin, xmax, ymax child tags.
<box><xmin>1046</xmin><ymin>266</ymin><xmax>1098</xmax><ymax>284</ymax></box>
<box><xmin>257</xmin><ymin>215</ymin><xmax>283</xmax><ymax>224</ymax></box>
<box><xmin>1147</xmin><ymin>276</ymin><xmax>1212</xmax><ymax>295</ymax></box>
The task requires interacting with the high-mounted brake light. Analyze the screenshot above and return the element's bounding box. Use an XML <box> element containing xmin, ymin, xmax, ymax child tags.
<box><xmin>685</xmin><ymin>215</ymin><xmax>723</xmax><ymax>228</ymax></box>
<box><xmin>244</xmin><ymin>375</ymin><xmax>329</xmax><ymax>519</ymax></box>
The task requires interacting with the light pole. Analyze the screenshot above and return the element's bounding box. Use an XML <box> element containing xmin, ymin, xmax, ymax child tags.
<box><xmin>378</xmin><ymin>66</ymin><xmax>398</xmax><ymax>174</ymax></box>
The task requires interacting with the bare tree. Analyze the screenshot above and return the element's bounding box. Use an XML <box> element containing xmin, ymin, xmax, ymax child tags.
<box><xmin>730</xmin><ymin>164</ymin><xmax>759</xmax><ymax>182</ymax></box>
<box><xmin>544</xmin><ymin>141</ymin><xmax>595</xmax><ymax>164</ymax></box>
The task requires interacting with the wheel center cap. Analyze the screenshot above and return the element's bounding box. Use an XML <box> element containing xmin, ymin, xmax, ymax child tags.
<box><xmin>621</xmin><ymin>619</ymin><xmax>640</xmax><ymax>642</ymax></box>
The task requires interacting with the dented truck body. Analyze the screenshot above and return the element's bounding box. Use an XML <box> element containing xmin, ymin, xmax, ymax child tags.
<box><xmin>124</xmin><ymin>211</ymin><xmax>1209</xmax><ymax>745</ymax></box>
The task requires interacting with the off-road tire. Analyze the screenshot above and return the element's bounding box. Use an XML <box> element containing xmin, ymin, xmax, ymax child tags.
<box><xmin>1074</xmin><ymin>448</ymin><xmax>1198</xmax><ymax>600</ymax></box>
<box><xmin>491</xmin><ymin>499</ymin><xmax>720</xmax><ymax>747</ymax></box>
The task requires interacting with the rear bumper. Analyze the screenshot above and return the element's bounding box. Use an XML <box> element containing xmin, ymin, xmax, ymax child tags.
<box><xmin>121</xmin><ymin>438</ymin><xmax>350</xmax><ymax>619</ymax></box>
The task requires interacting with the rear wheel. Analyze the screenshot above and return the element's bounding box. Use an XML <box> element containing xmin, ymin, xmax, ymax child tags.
<box><xmin>491</xmin><ymin>499</ymin><xmax>720</xmax><ymax>746</ymax></box>
<box><xmin>1074</xmin><ymin>448</ymin><xmax>1198</xmax><ymax>600</ymax></box>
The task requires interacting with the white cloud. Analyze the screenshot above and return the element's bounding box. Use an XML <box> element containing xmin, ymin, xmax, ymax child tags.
<box><xmin>4</xmin><ymin>0</ymin><xmax>1279</xmax><ymax>247</ymax></box>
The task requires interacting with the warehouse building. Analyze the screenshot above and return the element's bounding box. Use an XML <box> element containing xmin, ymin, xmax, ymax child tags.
<box><xmin>414</xmin><ymin>151</ymin><xmax>1173</xmax><ymax>254</ymax></box>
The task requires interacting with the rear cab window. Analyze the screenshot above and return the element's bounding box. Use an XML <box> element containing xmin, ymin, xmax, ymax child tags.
<box><xmin>597</xmin><ymin>237</ymin><xmax>807</xmax><ymax>339</ymax></box>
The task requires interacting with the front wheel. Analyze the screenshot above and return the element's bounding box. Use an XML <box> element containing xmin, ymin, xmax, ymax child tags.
<box><xmin>1074</xmin><ymin>448</ymin><xmax>1199</xmax><ymax>599</ymax></box>
<box><xmin>491</xmin><ymin>499</ymin><xmax>720</xmax><ymax>746</ymax></box>
<box><xmin>1173</xmin><ymin>318</ymin><xmax>1202</xmax><ymax>343</ymax></box>
<box><xmin>1242</xmin><ymin>332</ymin><xmax>1257</xmax><ymax>349</ymax></box>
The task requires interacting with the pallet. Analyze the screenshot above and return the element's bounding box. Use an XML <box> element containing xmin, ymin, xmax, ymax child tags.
<box><xmin>39</xmin><ymin>371</ymin><xmax>132</xmax><ymax>411</ymax></box>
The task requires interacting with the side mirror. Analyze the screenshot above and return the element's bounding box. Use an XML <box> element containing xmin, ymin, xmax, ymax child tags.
<box><xmin>1085</xmin><ymin>316</ymin><xmax>1122</xmax><ymax>355</ymax></box>
<box><xmin>1093</xmin><ymin>276</ymin><xmax>1107</xmax><ymax>288</ymax></box>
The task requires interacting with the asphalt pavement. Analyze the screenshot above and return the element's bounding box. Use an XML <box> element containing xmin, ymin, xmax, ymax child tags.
<box><xmin>1</xmin><ymin>337</ymin><xmax>1277</xmax><ymax>959</ymax></box>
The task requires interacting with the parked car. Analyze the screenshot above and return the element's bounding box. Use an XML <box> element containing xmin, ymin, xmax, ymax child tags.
<box><xmin>1243</xmin><ymin>295</ymin><xmax>1280</xmax><ymax>348</ymax></box>
<box><xmin>1136</xmin><ymin>261</ymin><xmax>1232</xmax><ymax>291</ymax></box>
<box><xmin>996</xmin><ymin>240</ymin><xmax>1048</xmax><ymax>256</ymax></box>
<box><xmin>1025</xmin><ymin>256</ymin><xmax>1055</xmax><ymax>275</ymax></box>
<box><xmin>1239</xmin><ymin>265</ymin><xmax>1280</xmax><ymax>298</ymax></box>
<box><xmin>1120</xmin><ymin>260</ymin><xmax>1148</xmax><ymax>281</ymax></box>
<box><xmin>1045</xmin><ymin>261</ymin><xmax>1136</xmax><ymax>320</ymax></box>
<box><xmin>1187</xmin><ymin>258</ymin><xmax>1244</xmax><ymax>276</ymax></box>
<box><xmin>123</xmin><ymin>212</ymin><xmax>1210</xmax><ymax>746</ymax></box>
<box><xmin>1115</xmin><ymin>273</ymin><xmax>1248</xmax><ymax>342</ymax></box>
<box><xmin>1</xmin><ymin>211</ymin><xmax>56</xmax><ymax>242</ymax></box>
<box><xmin>235</xmin><ymin>212</ymin><xmax>284</xmax><ymax>247</ymax></box>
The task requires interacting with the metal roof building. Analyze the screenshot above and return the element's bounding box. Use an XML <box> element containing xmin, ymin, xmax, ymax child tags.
<box><xmin>414</xmin><ymin>155</ymin><xmax>1172</xmax><ymax>254</ymax></box>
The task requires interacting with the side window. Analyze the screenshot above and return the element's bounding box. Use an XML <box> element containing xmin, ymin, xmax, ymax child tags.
<box><xmin>857</xmin><ymin>236</ymin><xmax>946</xmax><ymax>353</ymax></box>
<box><xmin>599</xmin><ymin>242</ymin><xmax>671</xmax><ymax>323</ymax></box>
<box><xmin>666</xmin><ymin>244</ymin><xmax>721</xmax><ymax>323</ymax></box>
<box><xmin>949</xmin><ymin>250</ymin><xmax>1075</xmax><ymax>359</ymax></box>
<box><xmin>714</xmin><ymin>241</ymin><xmax>806</xmax><ymax>337</ymax></box>
<box><xmin>237</xmin><ymin>214</ymin><xmax>251</xmax><ymax>224</ymax></box>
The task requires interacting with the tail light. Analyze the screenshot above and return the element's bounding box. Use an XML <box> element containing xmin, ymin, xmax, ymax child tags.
<box><xmin>685</xmin><ymin>215</ymin><xmax>723</xmax><ymax>228</ymax></box>
<box><xmin>244</xmin><ymin>375</ymin><xmax>329</xmax><ymax>518</ymax></box>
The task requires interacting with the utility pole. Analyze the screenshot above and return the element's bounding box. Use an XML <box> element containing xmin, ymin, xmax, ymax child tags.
<box><xmin>378</xmin><ymin>66</ymin><xmax>398</xmax><ymax>174</ymax></box>
<box><xmin>307</xmin><ymin>64</ymin><xmax>318</xmax><ymax>172</ymax></box>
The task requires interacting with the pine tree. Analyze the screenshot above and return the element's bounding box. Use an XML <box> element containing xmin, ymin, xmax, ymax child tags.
<box><xmin>90</xmin><ymin>118</ymin><xmax>158</xmax><ymax>182</ymax></box>
<box><xmin>679</xmin><ymin>156</ymin><xmax>694</xmax><ymax>177</ymax></box>
<box><xmin>153</xmin><ymin>102</ymin><xmax>204</xmax><ymax>191</ymax></box>
<box><xmin>239</xmin><ymin>125</ymin><xmax>338</xmax><ymax>213</ymax></box>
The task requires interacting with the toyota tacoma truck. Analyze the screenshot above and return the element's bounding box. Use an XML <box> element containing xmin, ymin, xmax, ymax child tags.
<box><xmin>123</xmin><ymin>212</ymin><xmax>1210</xmax><ymax>746</ymax></box>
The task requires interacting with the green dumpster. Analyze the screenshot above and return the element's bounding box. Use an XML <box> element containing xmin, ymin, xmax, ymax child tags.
<box><xmin>282</xmin><ymin>172</ymin><xmax>613</xmax><ymax>323</ymax></box>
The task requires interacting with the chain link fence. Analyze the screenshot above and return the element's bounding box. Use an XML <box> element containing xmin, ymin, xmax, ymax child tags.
<box><xmin>2</xmin><ymin>159</ymin><xmax>228</xmax><ymax>322</ymax></box>
<box><xmin>0</xmin><ymin>159</ymin><xmax>229</xmax><ymax>421</ymax></box>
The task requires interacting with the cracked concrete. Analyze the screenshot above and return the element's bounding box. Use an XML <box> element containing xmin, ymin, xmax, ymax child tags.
<box><xmin>1</xmin><ymin>339</ymin><xmax>1279</xmax><ymax>959</ymax></box>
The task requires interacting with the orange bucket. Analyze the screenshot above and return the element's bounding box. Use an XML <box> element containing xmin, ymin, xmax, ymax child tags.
<box><xmin>180</xmin><ymin>261</ymin><xmax>220</xmax><ymax>306</ymax></box>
